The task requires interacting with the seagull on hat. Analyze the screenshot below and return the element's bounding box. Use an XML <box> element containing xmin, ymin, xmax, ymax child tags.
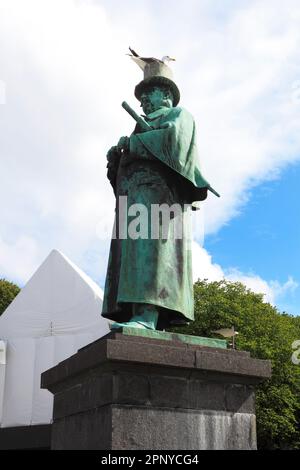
<box><xmin>127</xmin><ymin>47</ymin><xmax>176</xmax><ymax>71</ymax></box>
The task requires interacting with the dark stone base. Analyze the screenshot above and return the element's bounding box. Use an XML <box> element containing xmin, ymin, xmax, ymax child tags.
<box><xmin>0</xmin><ymin>424</ymin><xmax>51</xmax><ymax>450</ymax></box>
<box><xmin>51</xmin><ymin>406</ymin><xmax>256</xmax><ymax>450</ymax></box>
<box><xmin>41</xmin><ymin>331</ymin><xmax>271</xmax><ymax>450</ymax></box>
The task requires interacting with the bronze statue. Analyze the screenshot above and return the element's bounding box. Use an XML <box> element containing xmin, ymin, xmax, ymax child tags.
<box><xmin>101</xmin><ymin>50</ymin><xmax>219</xmax><ymax>330</ymax></box>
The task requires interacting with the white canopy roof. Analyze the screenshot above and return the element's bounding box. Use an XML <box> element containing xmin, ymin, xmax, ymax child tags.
<box><xmin>0</xmin><ymin>249</ymin><xmax>108</xmax><ymax>338</ymax></box>
<box><xmin>0</xmin><ymin>249</ymin><xmax>110</xmax><ymax>427</ymax></box>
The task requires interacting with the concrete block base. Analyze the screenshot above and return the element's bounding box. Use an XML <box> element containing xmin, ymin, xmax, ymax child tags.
<box><xmin>41</xmin><ymin>331</ymin><xmax>271</xmax><ymax>450</ymax></box>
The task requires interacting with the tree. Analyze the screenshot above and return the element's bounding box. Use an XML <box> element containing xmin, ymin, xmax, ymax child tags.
<box><xmin>169</xmin><ymin>279</ymin><xmax>300</xmax><ymax>449</ymax></box>
<box><xmin>0</xmin><ymin>278</ymin><xmax>20</xmax><ymax>316</ymax></box>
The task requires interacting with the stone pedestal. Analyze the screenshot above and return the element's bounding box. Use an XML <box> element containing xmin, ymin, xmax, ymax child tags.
<box><xmin>41</xmin><ymin>330</ymin><xmax>271</xmax><ymax>450</ymax></box>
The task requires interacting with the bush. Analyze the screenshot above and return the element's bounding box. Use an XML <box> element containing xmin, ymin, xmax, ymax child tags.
<box><xmin>0</xmin><ymin>278</ymin><xmax>20</xmax><ymax>316</ymax></box>
<box><xmin>169</xmin><ymin>279</ymin><xmax>300</xmax><ymax>449</ymax></box>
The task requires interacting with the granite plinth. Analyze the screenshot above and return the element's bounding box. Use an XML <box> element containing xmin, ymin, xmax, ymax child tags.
<box><xmin>114</xmin><ymin>326</ymin><xmax>227</xmax><ymax>348</ymax></box>
<box><xmin>41</xmin><ymin>330</ymin><xmax>271</xmax><ymax>450</ymax></box>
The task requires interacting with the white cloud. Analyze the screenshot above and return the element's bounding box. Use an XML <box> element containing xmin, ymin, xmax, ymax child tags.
<box><xmin>269</xmin><ymin>277</ymin><xmax>299</xmax><ymax>299</ymax></box>
<box><xmin>174</xmin><ymin>0</ymin><xmax>300</xmax><ymax>233</ymax></box>
<box><xmin>192</xmin><ymin>242</ymin><xmax>298</xmax><ymax>306</ymax></box>
<box><xmin>0</xmin><ymin>0</ymin><xmax>299</xmax><ymax>291</ymax></box>
<box><xmin>192</xmin><ymin>241</ymin><xmax>224</xmax><ymax>282</ymax></box>
<box><xmin>225</xmin><ymin>269</ymin><xmax>278</xmax><ymax>304</ymax></box>
<box><xmin>0</xmin><ymin>235</ymin><xmax>40</xmax><ymax>283</ymax></box>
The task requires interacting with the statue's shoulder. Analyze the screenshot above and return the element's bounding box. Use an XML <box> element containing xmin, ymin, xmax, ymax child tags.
<box><xmin>172</xmin><ymin>106</ymin><xmax>194</xmax><ymax>119</ymax></box>
<box><xmin>169</xmin><ymin>106</ymin><xmax>195</xmax><ymax>122</ymax></box>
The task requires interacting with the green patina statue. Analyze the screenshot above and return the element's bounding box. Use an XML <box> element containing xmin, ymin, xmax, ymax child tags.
<box><xmin>101</xmin><ymin>52</ymin><xmax>219</xmax><ymax>330</ymax></box>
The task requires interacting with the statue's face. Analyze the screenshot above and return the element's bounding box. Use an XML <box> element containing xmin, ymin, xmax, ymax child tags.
<box><xmin>140</xmin><ymin>87</ymin><xmax>167</xmax><ymax>115</ymax></box>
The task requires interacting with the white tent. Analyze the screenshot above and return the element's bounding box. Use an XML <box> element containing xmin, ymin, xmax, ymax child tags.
<box><xmin>0</xmin><ymin>249</ymin><xmax>110</xmax><ymax>428</ymax></box>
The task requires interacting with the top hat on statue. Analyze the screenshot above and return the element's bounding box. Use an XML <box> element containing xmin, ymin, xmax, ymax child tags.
<box><xmin>127</xmin><ymin>48</ymin><xmax>180</xmax><ymax>106</ymax></box>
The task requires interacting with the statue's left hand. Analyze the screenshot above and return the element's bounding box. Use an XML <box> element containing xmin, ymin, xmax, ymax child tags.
<box><xmin>117</xmin><ymin>136</ymin><xmax>130</xmax><ymax>153</ymax></box>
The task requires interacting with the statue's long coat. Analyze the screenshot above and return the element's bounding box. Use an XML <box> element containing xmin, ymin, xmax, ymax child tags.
<box><xmin>101</xmin><ymin>106</ymin><xmax>217</xmax><ymax>327</ymax></box>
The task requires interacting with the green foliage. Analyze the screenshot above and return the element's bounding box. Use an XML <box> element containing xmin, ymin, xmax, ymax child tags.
<box><xmin>169</xmin><ymin>279</ymin><xmax>300</xmax><ymax>450</ymax></box>
<box><xmin>0</xmin><ymin>278</ymin><xmax>20</xmax><ymax>316</ymax></box>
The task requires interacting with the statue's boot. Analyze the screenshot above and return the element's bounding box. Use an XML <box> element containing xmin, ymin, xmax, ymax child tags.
<box><xmin>110</xmin><ymin>304</ymin><xmax>159</xmax><ymax>330</ymax></box>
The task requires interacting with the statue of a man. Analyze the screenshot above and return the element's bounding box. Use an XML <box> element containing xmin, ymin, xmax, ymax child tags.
<box><xmin>101</xmin><ymin>59</ymin><xmax>218</xmax><ymax>330</ymax></box>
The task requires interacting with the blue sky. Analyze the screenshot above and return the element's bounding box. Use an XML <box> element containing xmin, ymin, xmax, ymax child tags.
<box><xmin>0</xmin><ymin>0</ymin><xmax>299</xmax><ymax>316</ymax></box>
<box><xmin>206</xmin><ymin>162</ymin><xmax>300</xmax><ymax>315</ymax></box>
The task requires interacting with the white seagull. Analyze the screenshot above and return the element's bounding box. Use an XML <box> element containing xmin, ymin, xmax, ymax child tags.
<box><xmin>127</xmin><ymin>47</ymin><xmax>176</xmax><ymax>71</ymax></box>
<box><xmin>212</xmin><ymin>327</ymin><xmax>239</xmax><ymax>338</ymax></box>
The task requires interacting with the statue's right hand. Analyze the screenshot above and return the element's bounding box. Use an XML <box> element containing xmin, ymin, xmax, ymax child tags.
<box><xmin>106</xmin><ymin>145</ymin><xmax>119</xmax><ymax>161</ymax></box>
<box><xmin>106</xmin><ymin>146</ymin><xmax>121</xmax><ymax>187</ymax></box>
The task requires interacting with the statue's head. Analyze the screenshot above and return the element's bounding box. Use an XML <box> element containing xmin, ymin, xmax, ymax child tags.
<box><xmin>135</xmin><ymin>74</ymin><xmax>180</xmax><ymax>110</ymax></box>
<box><xmin>140</xmin><ymin>85</ymin><xmax>174</xmax><ymax>115</ymax></box>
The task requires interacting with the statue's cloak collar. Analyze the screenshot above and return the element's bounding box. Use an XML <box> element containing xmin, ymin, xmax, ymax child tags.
<box><xmin>136</xmin><ymin>106</ymin><xmax>219</xmax><ymax>202</ymax></box>
<box><xmin>143</xmin><ymin>106</ymin><xmax>172</xmax><ymax>122</ymax></box>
